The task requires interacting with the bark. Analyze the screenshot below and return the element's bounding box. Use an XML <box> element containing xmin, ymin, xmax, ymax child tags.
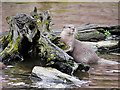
<box><xmin>76</xmin><ymin>23</ymin><xmax>120</xmax><ymax>41</ymax></box>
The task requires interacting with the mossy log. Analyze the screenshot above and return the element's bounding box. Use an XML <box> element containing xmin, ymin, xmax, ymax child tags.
<box><xmin>76</xmin><ymin>23</ymin><xmax>120</xmax><ymax>41</ymax></box>
<box><xmin>77</xmin><ymin>23</ymin><xmax>120</xmax><ymax>35</ymax></box>
<box><xmin>0</xmin><ymin>7</ymin><xmax>89</xmax><ymax>74</ymax></box>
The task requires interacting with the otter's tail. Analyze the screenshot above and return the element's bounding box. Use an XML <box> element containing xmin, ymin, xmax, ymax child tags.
<box><xmin>98</xmin><ymin>58</ymin><xmax>120</xmax><ymax>65</ymax></box>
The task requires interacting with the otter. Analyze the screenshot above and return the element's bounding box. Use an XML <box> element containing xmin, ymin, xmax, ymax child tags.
<box><xmin>60</xmin><ymin>24</ymin><xmax>119</xmax><ymax>65</ymax></box>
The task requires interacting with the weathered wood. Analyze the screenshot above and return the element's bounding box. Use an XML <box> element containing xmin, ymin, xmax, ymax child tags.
<box><xmin>76</xmin><ymin>23</ymin><xmax>120</xmax><ymax>41</ymax></box>
<box><xmin>77</xmin><ymin>23</ymin><xmax>120</xmax><ymax>34</ymax></box>
<box><xmin>0</xmin><ymin>7</ymin><xmax>89</xmax><ymax>74</ymax></box>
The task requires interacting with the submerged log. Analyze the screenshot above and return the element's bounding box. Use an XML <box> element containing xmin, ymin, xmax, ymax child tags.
<box><xmin>0</xmin><ymin>7</ymin><xmax>89</xmax><ymax>74</ymax></box>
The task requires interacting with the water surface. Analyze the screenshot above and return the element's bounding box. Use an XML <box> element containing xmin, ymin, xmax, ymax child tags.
<box><xmin>1</xmin><ymin>2</ymin><xmax>118</xmax><ymax>31</ymax></box>
<box><xmin>1</xmin><ymin>53</ymin><xmax>119</xmax><ymax>88</ymax></box>
<box><xmin>0</xmin><ymin>2</ymin><xmax>119</xmax><ymax>88</ymax></box>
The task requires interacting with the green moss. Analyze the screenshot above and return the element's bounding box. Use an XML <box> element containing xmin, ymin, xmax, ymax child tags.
<box><xmin>40</xmin><ymin>46</ymin><xmax>44</xmax><ymax>52</ymax></box>
<box><xmin>96</xmin><ymin>31</ymin><xmax>100</xmax><ymax>34</ymax></box>
<box><xmin>48</xmin><ymin>58</ymin><xmax>51</xmax><ymax>61</ymax></box>
<box><xmin>100</xmin><ymin>28</ymin><xmax>104</xmax><ymax>31</ymax></box>
<box><xmin>62</xmin><ymin>45</ymin><xmax>67</xmax><ymax>50</ymax></box>
<box><xmin>104</xmin><ymin>30</ymin><xmax>111</xmax><ymax>38</ymax></box>
<box><xmin>112</xmin><ymin>4</ymin><xmax>120</xmax><ymax>7</ymax></box>
<box><xmin>1</xmin><ymin>47</ymin><xmax>6</xmax><ymax>55</ymax></box>
<box><xmin>43</xmin><ymin>52</ymin><xmax>46</xmax><ymax>56</ymax></box>
<box><xmin>9</xmin><ymin>78</ymin><xmax>23</xmax><ymax>83</ymax></box>
<box><xmin>51</xmin><ymin>54</ymin><xmax>54</xmax><ymax>57</ymax></box>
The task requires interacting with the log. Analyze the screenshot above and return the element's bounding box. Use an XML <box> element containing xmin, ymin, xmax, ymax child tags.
<box><xmin>76</xmin><ymin>23</ymin><xmax>120</xmax><ymax>41</ymax></box>
<box><xmin>77</xmin><ymin>23</ymin><xmax>120</xmax><ymax>33</ymax></box>
<box><xmin>0</xmin><ymin>7</ymin><xmax>89</xmax><ymax>74</ymax></box>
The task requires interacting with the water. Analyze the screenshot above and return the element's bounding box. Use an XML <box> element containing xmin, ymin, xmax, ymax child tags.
<box><xmin>0</xmin><ymin>2</ymin><xmax>119</xmax><ymax>88</ymax></box>
<box><xmin>0</xmin><ymin>53</ymin><xmax>119</xmax><ymax>88</ymax></box>
<box><xmin>74</xmin><ymin>54</ymin><xmax>120</xmax><ymax>88</ymax></box>
<box><xmin>1</xmin><ymin>2</ymin><xmax>118</xmax><ymax>31</ymax></box>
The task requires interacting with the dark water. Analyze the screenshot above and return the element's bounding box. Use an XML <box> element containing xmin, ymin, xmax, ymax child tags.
<box><xmin>0</xmin><ymin>2</ymin><xmax>119</xmax><ymax>88</ymax></box>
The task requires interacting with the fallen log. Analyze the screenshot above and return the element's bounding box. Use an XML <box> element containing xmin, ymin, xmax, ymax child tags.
<box><xmin>77</xmin><ymin>23</ymin><xmax>120</xmax><ymax>33</ymax></box>
<box><xmin>76</xmin><ymin>23</ymin><xmax>120</xmax><ymax>41</ymax></box>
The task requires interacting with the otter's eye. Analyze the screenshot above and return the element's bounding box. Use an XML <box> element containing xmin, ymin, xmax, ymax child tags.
<box><xmin>63</xmin><ymin>26</ymin><xmax>65</xmax><ymax>28</ymax></box>
<box><xmin>68</xmin><ymin>27</ymin><xmax>71</xmax><ymax>28</ymax></box>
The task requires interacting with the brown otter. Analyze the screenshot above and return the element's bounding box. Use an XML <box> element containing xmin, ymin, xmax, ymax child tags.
<box><xmin>60</xmin><ymin>24</ymin><xmax>119</xmax><ymax>65</ymax></box>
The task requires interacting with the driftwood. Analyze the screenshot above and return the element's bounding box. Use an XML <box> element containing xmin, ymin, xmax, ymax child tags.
<box><xmin>0</xmin><ymin>7</ymin><xmax>89</xmax><ymax>74</ymax></box>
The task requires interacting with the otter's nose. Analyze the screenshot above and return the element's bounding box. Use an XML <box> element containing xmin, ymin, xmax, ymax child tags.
<box><xmin>72</xmin><ymin>28</ymin><xmax>75</xmax><ymax>32</ymax></box>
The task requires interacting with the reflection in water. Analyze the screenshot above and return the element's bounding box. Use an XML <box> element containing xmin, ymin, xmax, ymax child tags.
<box><xmin>1</xmin><ymin>53</ymin><xmax>119</xmax><ymax>88</ymax></box>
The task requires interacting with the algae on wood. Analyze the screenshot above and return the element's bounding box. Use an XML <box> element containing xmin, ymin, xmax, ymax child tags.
<box><xmin>0</xmin><ymin>7</ymin><xmax>89</xmax><ymax>74</ymax></box>
<box><xmin>76</xmin><ymin>23</ymin><xmax>120</xmax><ymax>41</ymax></box>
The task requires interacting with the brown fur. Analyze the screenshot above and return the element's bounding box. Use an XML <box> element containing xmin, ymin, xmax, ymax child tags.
<box><xmin>72</xmin><ymin>39</ymin><xmax>99</xmax><ymax>64</ymax></box>
<box><xmin>60</xmin><ymin>25</ymin><xmax>99</xmax><ymax>64</ymax></box>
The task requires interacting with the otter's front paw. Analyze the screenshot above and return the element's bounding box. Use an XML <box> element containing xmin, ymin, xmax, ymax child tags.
<box><xmin>64</xmin><ymin>50</ymin><xmax>70</xmax><ymax>53</ymax></box>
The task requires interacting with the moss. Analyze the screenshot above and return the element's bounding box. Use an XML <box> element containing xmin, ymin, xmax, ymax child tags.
<box><xmin>51</xmin><ymin>54</ymin><xmax>54</xmax><ymax>57</ymax></box>
<box><xmin>48</xmin><ymin>58</ymin><xmax>51</xmax><ymax>61</ymax></box>
<box><xmin>96</xmin><ymin>31</ymin><xmax>100</xmax><ymax>34</ymax></box>
<box><xmin>36</xmin><ymin>19</ymin><xmax>42</xmax><ymax>26</ymax></box>
<box><xmin>1</xmin><ymin>47</ymin><xmax>7</xmax><ymax>55</ymax></box>
<box><xmin>100</xmin><ymin>28</ymin><xmax>104</xmax><ymax>31</ymax></box>
<box><xmin>112</xmin><ymin>4</ymin><xmax>120</xmax><ymax>7</ymax></box>
<box><xmin>9</xmin><ymin>78</ymin><xmax>23</xmax><ymax>83</ymax></box>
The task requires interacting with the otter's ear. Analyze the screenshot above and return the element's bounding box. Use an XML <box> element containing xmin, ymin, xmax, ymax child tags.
<box><xmin>62</xmin><ymin>26</ymin><xmax>65</xmax><ymax>31</ymax></box>
<box><xmin>6</xmin><ymin>17</ymin><xmax>11</xmax><ymax>24</ymax></box>
<box><xmin>34</xmin><ymin>7</ymin><xmax>37</xmax><ymax>12</ymax></box>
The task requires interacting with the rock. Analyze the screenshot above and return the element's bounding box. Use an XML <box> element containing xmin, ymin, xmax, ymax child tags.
<box><xmin>31</xmin><ymin>66</ymin><xmax>90</xmax><ymax>88</ymax></box>
<box><xmin>82</xmin><ymin>40</ymin><xmax>119</xmax><ymax>48</ymax></box>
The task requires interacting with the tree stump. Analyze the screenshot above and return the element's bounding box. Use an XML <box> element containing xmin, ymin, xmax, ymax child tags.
<box><xmin>0</xmin><ymin>7</ymin><xmax>89</xmax><ymax>74</ymax></box>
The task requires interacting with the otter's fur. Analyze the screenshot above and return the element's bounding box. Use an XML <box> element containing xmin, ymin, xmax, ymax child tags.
<box><xmin>60</xmin><ymin>25</ymin><xmax>119</xmax><ymax>65</ymax></box>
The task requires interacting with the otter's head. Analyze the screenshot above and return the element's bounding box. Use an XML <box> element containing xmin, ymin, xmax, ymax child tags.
<box><xmin>62</xmin><ymin>24</ymin><xmax>76</xmax><ymax>35</ymax></box>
